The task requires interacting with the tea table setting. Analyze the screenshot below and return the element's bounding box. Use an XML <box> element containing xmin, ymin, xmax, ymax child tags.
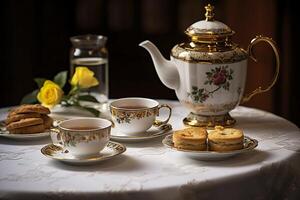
<box><xmin>1</xmin><ymin>3</ymin><xmax>300</xmax><ymax>200</ymax></box>
<box><xmin>0</xmin><ymin>100</ymin><xmax>300</xmax><ymax>200</ymax></box>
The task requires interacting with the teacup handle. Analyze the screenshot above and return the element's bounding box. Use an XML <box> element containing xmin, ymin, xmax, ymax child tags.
<box><xmin>241</xmin><ymin>35</ymin><xmax>280</xmax><ymax>103</ymax></box>
<box><xmin>153</xmin><ymin>104</ymin><xmax>172</xmax><ymax>127</ymax></box>
<box><xmin>50</xmin><ymin>128</ymin><xmax>63</xmax><ymax>147</ymax></box>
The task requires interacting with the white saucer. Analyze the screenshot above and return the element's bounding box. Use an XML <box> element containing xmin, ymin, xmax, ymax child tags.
<box><xmin>162</xmin><ymin>134</ymin><xmax>258</xmax><ymax>161</ymax></box>
<box><xmin>111</xmin><ymin>124</ymin><xmax>172</xmax><ymax>142</ymax></box>
<box><xmin>0</xmin><ymin>120</ymin><xmax>50</xmax><ymax>140</ymax></box>
<box><xmin>41</xmin><ymin>141</ymin><xmax>126</xmax><ymax>165</ymax></box>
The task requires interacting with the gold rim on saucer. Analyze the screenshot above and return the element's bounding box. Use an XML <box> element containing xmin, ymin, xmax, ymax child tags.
<box><xmin>110</xmin><ymin>123</ymin><xmax>172</xmax><ymax>142</ymax></box>
<box><xmin>41</xmin><ymin>141</ymin><xmax>126</xmax><ymax>165</ymax></box>
<box><xmin>162</xmin><ymin>134</ymin><xmax>258</xmax><ymax>160</ymax></box>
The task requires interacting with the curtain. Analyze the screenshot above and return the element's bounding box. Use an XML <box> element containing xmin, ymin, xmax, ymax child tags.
<box><xmin>0</xmin><ymin>0</ymin><xmax>298</xmax><ymax>126</ymax></box>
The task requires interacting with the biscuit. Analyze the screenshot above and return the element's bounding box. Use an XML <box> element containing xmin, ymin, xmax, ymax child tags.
<box><xmin>6</xmin><ymin>118</ymin><xmax>44</xmax><ymax>130</ymax></box>
<box><xmin>9</xmin><ymin>124</ymin><xmax>45</xmax><ymax>134</ymax></box>
<box><xmin>208</xmin><ymin>126</ymin><xmax>244</xmax><ymax>151</ymax></box>
<box><xmin>9</xmin><ymin>104</ymin><xmax>50</xmax><ymax>115</ymax></box>
<box><xmin>173</xmin><ymin>127</ymin><xmax>207</xmax><ymax>151</ymax></box>
<box><xmin>6</xmin><ymin>113</ymin><xmax>41</xmax><ymax>124</ymax></box>
<box><xmin>7</xmin><ymin>108</ymin><xmax>17</xmax><ymax>117</ymax></box>
<box><xmin>41</xmin><ymin>115</ymin><xmax>53</xmax><ymax>129</ymax></box>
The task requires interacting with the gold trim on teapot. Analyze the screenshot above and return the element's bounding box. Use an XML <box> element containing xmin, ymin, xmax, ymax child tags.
<box><xmin>172</xmin><ymin>4</ymin><xmax>247</xmax><ymax>64</ymax></box>
<box><xmin>139</xmin><ymin>4</ymin><xmax>280</xmax><ymax>128</ymax></box>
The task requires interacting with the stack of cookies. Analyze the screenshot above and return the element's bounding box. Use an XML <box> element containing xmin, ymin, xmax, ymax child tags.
<box><xmin>208</xmin><ymin>126</ymin><xmax>244</xmax><ymax>151</ymax></box>
<box><xmin>173</xmin><ymin>127</ymin><xmax>208</xmax><ymax>150</ymax></box>
<box><xmin>5</xmin><ymin>104</ymin><xmax>53</xmax><ymax>134</ymax></box>
<box><xmin>173</xmin><ymin>126</ymin><xmax>244</xmax><ymax>152</ymax></box>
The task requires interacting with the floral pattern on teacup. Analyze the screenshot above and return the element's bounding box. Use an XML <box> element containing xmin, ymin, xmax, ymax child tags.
<box><xmin>111</xmin><ymin>108</ymin><xmax>158</xmax><ymax>124</ymax></box>
<box><xmin>188</xmin><ymin>65</ymin><xmax>234</xmax><ymax>103</ymax></box>
<box><xmin>62</xmin><ymin>131</ymin><xmax>108</xmax><ymax>147</ymax></box>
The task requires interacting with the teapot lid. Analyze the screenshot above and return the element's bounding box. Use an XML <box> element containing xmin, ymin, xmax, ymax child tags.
<box><xmin>185</xmin><ymin>4</ymin><xmax>234</xmax><ymax>43</ymax></box>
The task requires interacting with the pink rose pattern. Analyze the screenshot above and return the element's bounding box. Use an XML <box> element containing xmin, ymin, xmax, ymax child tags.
<box><xmin>188</xmin><ymin>65</ymin><xmax>234</xmax><ymax>103</ymax></box>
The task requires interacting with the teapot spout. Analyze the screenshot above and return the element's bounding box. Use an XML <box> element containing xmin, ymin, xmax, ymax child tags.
<box><xmin>139</xmin><ymin>40</ymin><xmax>179</xmax><ymax>90</ymax></box>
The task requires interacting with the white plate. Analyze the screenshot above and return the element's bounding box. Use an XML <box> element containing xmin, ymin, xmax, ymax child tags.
<box><xmin>41</xmin><ymin>141</ymin><xmax>126</xmax><ymax>165</ymax></box>
<box><xmin>111</xmin><ymin>124</ymin><xmax>172</xmax><ymax>142</ymax></box>
<box><xmin>0</xmin><ymin>120</ymin><xmax>50</xmax><ymax>140</ymax></box>
<box><xmin>162</xmin><ymin>134</ymin><xmax>258</xmax><ymax>160</ymax></box>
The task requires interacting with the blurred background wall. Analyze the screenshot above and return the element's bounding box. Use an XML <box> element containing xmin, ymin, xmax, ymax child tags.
<box><xmin>0</xmin><ymin>0</ymin><xmax>299</xmax><ymax>126</ymax></box>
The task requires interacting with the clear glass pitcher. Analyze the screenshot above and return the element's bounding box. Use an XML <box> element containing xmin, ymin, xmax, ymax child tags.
<box><xmin>70</xmin><ymin>35</ymin><xmax>109</xmax><ymax>110</ymax></box>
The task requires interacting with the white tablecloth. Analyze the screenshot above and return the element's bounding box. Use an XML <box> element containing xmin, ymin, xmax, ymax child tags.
<box><xmin>0</xmin><ymin>100</ymin><xmax>299</xmax><ymax>200</ymax></box>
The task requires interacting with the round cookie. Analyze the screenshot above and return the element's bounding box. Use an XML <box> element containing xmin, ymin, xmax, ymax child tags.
<box><xmin>41</xmin><ymin>115</ymin><xmax>53</xmax><ymax>129</ymax></box>
<box><xmin>9</xmin><ymin>124</ymin><xmax>45</xmax><ymax>134</ymax></box>
<box><xmin>10</xmin><ymin>104</ymin><xmax>50</xmax><ymax>115</ymax></box>
<box><xmin>6</xmin><ymin>113</ymin><xmax>41</xmax><ymax>124</ymax></box>
<box><xmin>6</xmin><ymin>118</ymin><xmax>44</xmax><ymax>131</ymax></box>
<box><xmin>208</xmin><ymin>126</ymin><xmax>244</xmax><ymax>151</ymax></box>
<box><xmin>173</xmin><ymin>127</ymin><xmax>207</xmax><ymax>151</ymax></box>
<box><xmin>7</xmin><ymin>108</ymin><xmax>18</xmax><ymax>117</ymax></box>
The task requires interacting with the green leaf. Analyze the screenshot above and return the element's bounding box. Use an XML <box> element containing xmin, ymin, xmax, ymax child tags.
<box><xmin>34</xmin><ymin>78</ymin><xmax>46</xmax><ymax>88</ymax></box>
<box><xmin>78</xmin><ymin>95</ymin><xmax>99</xmax><ymax>103</ymax></box>
<box><xmin>81</xmin><ymin>106</ymin><xmax>100</xmax><ymax>117</ymax></box>
<box><xmin>20</xmin><ymin>89</ymin><xmax>39</xmax><ymax>104</ymax></box>
<box><xmin>68</xmin><ymin>85</ymin><xmax>79</xmax><ymax>96</ymax></box>
<box><xmin>192</xmin><ymin>86</ymin><xmax>198</xmax><ymax>91</ymax></box>
<box><xmin>53</xmin><ymin>71</ymin><xmax>68</xmax><ymax>88</ymax></box>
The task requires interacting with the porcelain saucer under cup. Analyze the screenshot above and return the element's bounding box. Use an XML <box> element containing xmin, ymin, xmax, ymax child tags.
<box><xmin>51</xmin><ymin>118</ymin><xmax>112</xmax><ymax>158</ymax></box>
<box><xmin>110</xmin><ymin>97</ymin><xmax>172</xmax><ymax>134</ymax></box>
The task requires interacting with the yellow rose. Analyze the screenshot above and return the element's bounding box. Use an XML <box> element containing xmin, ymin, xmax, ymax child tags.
<box><xmin>37</xmin><ymin>80</ymin><xmax>64</xmax><ymax>108</ymax></box>
<box><xmin>70</xmin><ymin>67</ymin><xmax>99</xmax><ymax>88</ymax></box>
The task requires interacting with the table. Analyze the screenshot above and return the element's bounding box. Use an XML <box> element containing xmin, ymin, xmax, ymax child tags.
<box><xmin>0</xmin><ymin>100</ymin><xmax>300</xmax><ymax>200</ymax></box>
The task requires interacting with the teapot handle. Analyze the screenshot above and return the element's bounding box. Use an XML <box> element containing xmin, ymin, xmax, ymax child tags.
<box><xmin>241</xmin><ymin>35</ymin><xmax>280</xmax><ymax>103</ymax></box>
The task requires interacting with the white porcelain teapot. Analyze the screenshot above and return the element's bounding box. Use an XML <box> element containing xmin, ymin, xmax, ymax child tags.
<box><xmin>139</xmin><ymin>4</ymin><xmax>280</xmax><ymax>128</ymax></box>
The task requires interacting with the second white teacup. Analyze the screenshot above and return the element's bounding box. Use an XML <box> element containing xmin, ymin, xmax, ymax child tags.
<box><xmin>110</xmin><ymin>97</ymin><xmax>172</xmax><ymax>134</ymax></box>
<box><xmin>51</xmin><ymin>118</ymin><xmax>111</xmax><ymax>157</ymax></box>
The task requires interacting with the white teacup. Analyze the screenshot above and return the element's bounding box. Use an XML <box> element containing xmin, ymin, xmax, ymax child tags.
<box><xmin>51</xmin><ymin>118</ymin><xmax>112</xmax><ymax>157</ymax></box>
<box><xmin>110</xmin><ymin>97</ymin><xmax>172</xmax><ymax>134</ymax></box>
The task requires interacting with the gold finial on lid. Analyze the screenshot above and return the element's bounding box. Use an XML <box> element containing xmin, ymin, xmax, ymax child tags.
<box><xmin>205</xmin><ymin>4</ymin><xmax>215</xmax><ymax>21</ymax></box>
